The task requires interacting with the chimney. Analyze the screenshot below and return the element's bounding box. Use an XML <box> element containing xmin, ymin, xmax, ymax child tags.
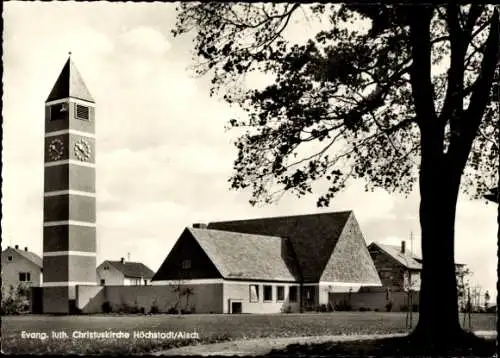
<box><xmin>193</xmin><ymin>223</ymin><xmax>208</xmax><ymax>229</ymax></box>
<box><xmin>15</xmin><ymin>245</ymin><xmax>19</xmax><ymax>249</ymax></box>
<box><xmin>120</xmin><ymin>257</ymin><xmax>125</xmax><ymax>264</ymax></box>
<box><xmin>401</xmin><ymin>241</ymin><xmax>406</xmax><ymax>254</ymax></box>
<box><xmin>24</xmin><ymin>247</ymin><xmax>28</xmax><ymax>252</ymax></box>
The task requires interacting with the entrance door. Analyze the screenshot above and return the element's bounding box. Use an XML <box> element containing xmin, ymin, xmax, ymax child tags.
<box><xmin>231</xmin><ymin>301</ymin><xmax>242</xmax><ymax>314</ymax></box>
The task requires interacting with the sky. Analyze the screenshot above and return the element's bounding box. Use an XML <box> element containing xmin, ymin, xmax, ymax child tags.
<box><xmin>2</xmin><ymin>2</ymin><xmax>497</xmax><ymax>297</ymax></box>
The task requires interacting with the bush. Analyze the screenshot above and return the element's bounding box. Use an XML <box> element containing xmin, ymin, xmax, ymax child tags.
<box><xmin>167</xmin><ymin>307</ymin><xmax>180</xmax><ymax>314</ymax></box>
<box><xmin>101</xmin><ymin>301</ymin><xmax>112</xmax><ymax>313</ymax></box>
<box><xmin>359</xmin><ymin>307</ymin><xmax>371</xmax><ymax>312</ymax></box>
<box><xmin>150</xmin><ymin>305</ymin><xmax>160</xmax><ymax>314</ymax></box>
<box><xmin>1</xmin><ymin>285</ymin><xmax>31</xmax><ymax>315</ymax></box>
<box><xmin>317</xmin><ymin>304</ymin><xmax>328</xmax><ymax>312</ymax></box>
<box><xmin>374</xmin><ymin>308</ymin><xmax>379</xmax><ymax>312</ymax></box>
<box><xmin>334</xmin><ymin>300</ymin><xmax>352</xmax><ymax>311</ymax></box>
<box><xmin>385</xmin><ymin>301</ymin><xmax>393</xmax><ymax>312</ymax></box>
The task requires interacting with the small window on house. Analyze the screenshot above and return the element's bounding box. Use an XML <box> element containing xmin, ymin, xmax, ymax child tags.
<box><xmin>75</xmin><ymin>104</ymin><xmax>90</xmax><ymax>121</ymax></box>
<box><xmin>249</xmin><ymin>285</ymin><xmax>259</xmax><ymax>302</ymax></box>
<box><xmin>8</xmin><ymin>256</ymin><xmax>13</xmax><ymax>261</ymax></box>
<box><xmin>104</xmin><ymin>265</ymin><xmax>109</xmax><ymax>270</ymax></box>
<box><xmin>50</xmin><ymin>103</ymin><xmax>69</xmax><ymax>121</ymax></box>
<box><xmin>19</xmin><ymin>272</ymin><xmax>31</xmax><ymax>282</ymax></box>
<box><xmin>182</xmin><ymin>259</ymin><xmax>191</xmax><ymax>269</ymax></box>
<box><xmin>289</xmin><ymin>286</ymin><xmax>298</xmax><ymax>302</ymax></box>
<box><xmin>100</xmin><ymin>279</ymin><xmax>105</xmax><ymax>286</ymax></box>
<box><xmin>263</xmin><ymin>285</ymin><xmax>273</xmax><ymax>301</ymax></box>
<box><xmin>277</xmin><ymin>286</ymin><xmax>285</xmax><ymax>301</ymax></box>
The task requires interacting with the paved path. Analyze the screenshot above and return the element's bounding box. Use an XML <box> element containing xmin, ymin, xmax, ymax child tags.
<box><xmin>155</xmin><ymin>331</ymin><xmax>496</xmax><ymax>356</ymax></box>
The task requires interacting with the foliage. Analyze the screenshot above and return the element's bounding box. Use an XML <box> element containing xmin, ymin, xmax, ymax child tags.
<box><xmin>456</xmin><ymin>265</ymin><xmax>472</xmax><ymax>310</ymax></box>
<box><xmin>173</xmin><ymin>4</ymin><xmax>499</xmax><ymax>206</ymax></box>
<box><xmin>334</xmin><ymin>300</ymin><xmax>352</xmax><ymax>311</ymax></box>
<box><xmin>1</xmin><ymin>284</ymin><xmax>31</xmax><ymax>315</ymax></box>
<box><xmin>385</xmin><ymin>301</ymin><xmax>393</xmax><ymax>312</ymax></box>
<box><xmin>483</xmin><ymin>290</ymin><xmax>490</xmax><ymax>310</ymax></box>
<box><xmin>150</xmin><ymin>299</ymin><xmax>160</xmax><ymax>314</ymax></box>
<box><xmin>101</xmin><ymin>301</ymin><xmax>112</xmax><ymax>313</ymax></box>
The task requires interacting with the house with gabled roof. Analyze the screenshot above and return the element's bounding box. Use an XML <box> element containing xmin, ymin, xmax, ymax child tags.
<box><xmin>97</xmin><ymin>258</ymin><xmax>155</xmax><ymax>286</ymax></box>
<box><xmin>1</xmin><ymin>245</ymin><xmax>43</xmax><ymax>292</ymax></box>
<box><xmin>368</xmin><ymin>241</ymin><xmax>422</xmax><ymax>292</ymax></box>
<box><xmin>368</xmin><ymin>241</ymin><xmax>466</xmax><ymax>293</ymax></box>
<box><xmin>152</xmin><ymin>210</ymin><xmax>382</xmax><ymax>313</ymax></box>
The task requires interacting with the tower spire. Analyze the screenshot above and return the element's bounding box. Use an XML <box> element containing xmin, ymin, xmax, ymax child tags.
<box><xmin>46</xmin><ymin>56</ymin><xmax>94</xmax><ymax>103</ymax></box>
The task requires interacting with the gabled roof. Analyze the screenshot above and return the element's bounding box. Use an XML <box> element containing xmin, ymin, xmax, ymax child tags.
<box><xmin>208</xmin><ymin>211</ymin><xmax>353</xmax><ymax>282</ymax></box>
<box><xmin>46</xmin><ymin>57</ymin><xmax>94</xmax><ymax>103</ymax></box>
<box><xmin>105</xmin><ymin>260</ymin><xmax>155</xmax><ymax>279</ymax></box>
<box><xmin>370</xmin><ymin>242</ymin><xmax>422</xmax><ymax>270</ymax></box>
<box><xmin>188</xmin><ymin>228</ymin><xmax>300</xmax><ymax>281</ymax></box>
<box><xmin>3</xmin><ymin>247</ymin><xmax>42</xmax><ymax>268</ymax></box>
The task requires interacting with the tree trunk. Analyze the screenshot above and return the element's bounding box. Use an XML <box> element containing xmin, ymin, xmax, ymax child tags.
<box><xmin>412</xmin><ymin>130</ymin><xmax>463</xmax><ymax>344</ymax></box>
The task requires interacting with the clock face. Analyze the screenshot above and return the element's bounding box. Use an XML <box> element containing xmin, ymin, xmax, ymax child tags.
<box><xmin>74</xmin><ymin>139</ymin><xmax>92</xmax><ymax>161</ymax></box>
<box><xmin>48</xmin><ymin>138</ymin><xmax>64</xmax><ymax>161</ymax></box>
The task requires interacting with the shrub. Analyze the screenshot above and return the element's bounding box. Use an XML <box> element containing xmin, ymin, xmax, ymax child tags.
<box><xmin>334</xmin><ymin>300</ymin><xmax>352</xmax><ymax>311</ymax></box>
<box><xmin>359</xmin><ymin>307</ymin><xmax>371</xmax><ymax>312</ymax></box>
<box><xmin>101</xmin><ymin>301</ymin><xmax>112</xmax><ymax>313</ymax></box>
<box><xmin>385</xmin><ymin>301</ymin><xmax>393</xmax><ymax>312</ymax></box>
<box><xmin>150</xmin><ymin>305</ymin><xmax>160</xmax><ymax>314</ymax></box>
<box><xmin>1</xmin><ymin>284</ymin><xmax>31</xmax><ymax>315</ymax></box>
<box><xmin>317</xmin><ymin>304</ymin><xmax>328</xmax><ymax>312</ymax></box>
<box><xmin>374</xmin><ymin>308</ymin><xmax>379</xmax><ymax>312</ymax></box>
<box><xmin>167</xmin><ymin>307</ymin><xmax>179</xmax><ymax>314</ymax></box>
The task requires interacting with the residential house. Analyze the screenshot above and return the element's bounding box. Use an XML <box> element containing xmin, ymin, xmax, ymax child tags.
<box><xmin>96</xmin><ymin>258</ymin><xmax>155</xmax><ymax>286</ymax></box>
<box><xmin>1</xmin><ymin>245</ymin><xmax>43</xmax><ymax>293</ymax></box>
<box><xmin>368</xmin><ymin>241</ymin><xmax>466</xmax><ymax>293</ymax></box>
<box><xmin>152</xmin><ymin>211</ymin><xmax>382</xmax><ymax>314</ymax></box>
<box><xmin>367</xmin><ymin>241</ymin><xmax>421</xmax><ymax>292</ymax></box>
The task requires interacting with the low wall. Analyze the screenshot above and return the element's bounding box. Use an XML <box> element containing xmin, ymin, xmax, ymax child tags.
<box><xmin>329</xmin><ymin>290</ymin><xmax>419</xmax><ymax>312</ymax></box>
<box><xmin>76</xmin><ymin>283</ymin><xmax>223</xmax><ymax>314</ymax></box>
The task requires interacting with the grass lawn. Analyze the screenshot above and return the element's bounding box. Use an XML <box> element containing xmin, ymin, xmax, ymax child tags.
<box><xmin>1</xmin><ymin>312</ymin><xmax>495</xmax><ymax>355</ymax></box>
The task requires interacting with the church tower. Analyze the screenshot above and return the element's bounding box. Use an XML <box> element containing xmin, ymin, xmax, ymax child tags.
<box><xmin>43</xmin><ymin>56</ymin><xmax>97</xmax><ymax>313</ymax></box>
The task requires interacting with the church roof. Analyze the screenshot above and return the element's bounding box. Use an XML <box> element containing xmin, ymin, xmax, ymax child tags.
<box><xmin>187</xmin><ymin>228</ymin><xmax>301</xmax><ymax>282</ymax></box>
<box><xmin>208</xmin><ymin>211</ymin><xmax>354</xmax><ymax>282</ymax></box>
<box><xmin>46</xmin><ymin>57</ymin><xmax>94</xmax><ymax>103</ymax></box>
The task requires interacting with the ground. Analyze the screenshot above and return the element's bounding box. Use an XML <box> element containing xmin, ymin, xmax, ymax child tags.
<box><xmin>1</xmin><ymin>312</ymin><xmax>495</xmax><ymax>355</ymax></box>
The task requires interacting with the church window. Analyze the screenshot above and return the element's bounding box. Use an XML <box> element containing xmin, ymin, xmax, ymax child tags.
<box><xmin>263</xmin><ymin>285</ymin><xmax>273</xmax><ymax>301</ymax></box>
<box><xmin>75</xmin><ymin>104</ymin><xmax>90</xmax><ymax>121</ymax></box>
<box><xmin>277</xmin><ymin>286</ymin><xmax>285</xmax><ymax>301</ymax></box>
<box><xmin>182</xmin><ymin>259</ymin><xmax>191</xmax><ymax>269</ymax></box>
<box><xmin>8</xmin><ymin>256</ymin><xmax>12</xmax><ymax>261</ymax></box>
<box><xmin>249</xmin><ymin>285</ymin><xmax>259</xmax><ymax>302</ymax></box>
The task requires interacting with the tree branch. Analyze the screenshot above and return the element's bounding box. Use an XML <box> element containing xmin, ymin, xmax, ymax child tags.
<box><xmin>408</xmin><ymin>7</ymin><xmax>438</xmax><ymax>127</ymax></box>
<box><xmin>449</xmin><ymin>10</ymin><xmax>499</xmax><ymax>171</ymax></box>
<box><xmin>440</xmin><ymin>5</ymin><xmax>466</xmax><ymax>125</ymax></box>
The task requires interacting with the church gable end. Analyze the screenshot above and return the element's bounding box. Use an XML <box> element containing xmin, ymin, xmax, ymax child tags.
<box><xmin>152</xmin><ymin>229</ymin><xmax>222</xmax><ymax>281</ymax></box>
<box><xmin>320</xmin><ymin>213</ymin><xmax>381</xmax><ymax>285</ymax></box>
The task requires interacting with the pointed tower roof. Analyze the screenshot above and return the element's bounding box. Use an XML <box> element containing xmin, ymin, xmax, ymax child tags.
<box><xmin>46</xmin><ymin>56</ymin><xmax>95</xmax><ymax>103</ymax></box>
